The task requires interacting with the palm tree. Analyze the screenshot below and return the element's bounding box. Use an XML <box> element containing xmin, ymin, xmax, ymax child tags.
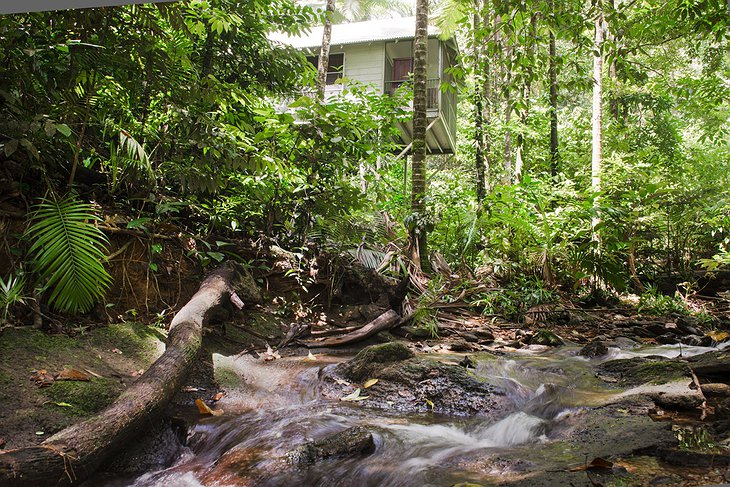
<box><xmin>337</xmin><ymin>0</ymin><xmax>413</xmax><ymax>21</ymax></box>
<box><xmin>410</xmin><ymin>0</ymin><xmax>429</xmax><ymax>269</ymax></box>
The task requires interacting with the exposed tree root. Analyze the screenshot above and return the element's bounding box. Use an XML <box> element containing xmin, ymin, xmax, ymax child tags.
<box><xmin>303</xmin><ymin>309</ymin><xmax>400</xmax><ymax>348</ymax></box>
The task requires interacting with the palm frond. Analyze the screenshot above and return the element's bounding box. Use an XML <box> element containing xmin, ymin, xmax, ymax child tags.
<box><xmin>26</xmin><ymin>194</ymin><xmax>112</xmax><ymax>314</ymax></box>
<box><xmin>0</xmin><ymin>273</ymin><xmax>28</xmax><ymax>321</ymax></box>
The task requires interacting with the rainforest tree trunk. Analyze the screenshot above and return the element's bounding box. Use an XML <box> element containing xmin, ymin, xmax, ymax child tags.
<box><xmin>591</xmin><ymin>4</ymin><xmax>604</xmax><ymax>241</ymax></box>
<box><xmin>549</xmin><ymin>18</ymin><xmax>559</xmax><ymax>176</ymax></box>
<box><xmin>410</xmin><ymin>0</ymin><xmax>429</xmax><ymax>269</ymax></box>
<box><xmin>317</xmin><ymin>0</ymin><xmax>336</xmax><ymax>100</ymax></box>
<box><xmin>473</xmin><ymin>9</ymin><xmax>486</xmax><ymax>203</ymax></box>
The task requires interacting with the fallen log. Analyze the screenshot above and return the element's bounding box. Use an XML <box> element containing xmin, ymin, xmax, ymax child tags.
<box><xmin>700</xmin><ymin>382</ymin><xmax>730</xmax><ymax>397</ymax></box>
<box><xmin>0</xmin><ymin>262</ymin><xmax>247</xmax><ymax>486</ymax></box>
<box><xmin>303</xmin><ymin>309</ymin><xmax>400</xmax><ymax>348</ymax></box>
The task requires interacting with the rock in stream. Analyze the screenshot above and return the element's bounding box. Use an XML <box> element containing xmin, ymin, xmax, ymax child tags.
<box><xmin>323</xmin><ymin>342</ymin><xmax>509</xmax><ymax>417</ymax></box>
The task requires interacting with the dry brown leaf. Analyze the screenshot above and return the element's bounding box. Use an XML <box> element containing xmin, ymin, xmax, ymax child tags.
<box><xmin>30</xmin><ymin>369</ymin><xmax>55</xmax><ymax>387</ymax></box>
<box><xmin>363</xmin><ymin>378</ymin><xmax>379</xmax><ymax>388</ymax></box>
<box><xmin>195</xmin><ymin>398</ymin><xmax>224</xmax><ymax>416</ymax></box>
<box><xmin>263</xmin><ymin>343</ymin><xmax>280</xmax><ymax>362</ymax></box>
<box><xmin>213</xmin><ymin>392</ymin><xmax>225</xmax><ymax>401</ymax></box>
<box><xmin>707</xmin><ymin>331</ymin><xmax>729</xmax><ymax>342</ymax></box>
<box><xmin>55</xmin><ymin>368</ymin><xmax>91</xmax><ymax>382</ymax></box>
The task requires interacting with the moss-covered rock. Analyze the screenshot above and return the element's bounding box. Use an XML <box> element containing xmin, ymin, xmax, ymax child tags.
<box><xmin>328</xmin><ymin>344</ymin><xmax>507</xmax><ymax>417</ymax></box>
<box><xmin>233</xmin><ymin>264</ymin><xmax>264</xmax><ymax>304</ymax></box>
<box><xmin>528</xmin><ymin>329</ymin><xmax>564</xmax><ymax>346</ymax></box>
<box><xmin>579</xmin><ymin>340</ymin><xmax>608</xmax><ymax>358</ymax></box>
<box><xmin>286</xmin><ymin>426</ymin><xmax>375</xmax><ymax>465</ymax></box>
<box><xmin>597</xmin><ymin>357</ymin><xmax>691</xmax><ymax>386</ymax></box>
<box><xmin>337</xmin><ymin>342</ymin><xmax>414</xmax><ymax>381</ymax></box>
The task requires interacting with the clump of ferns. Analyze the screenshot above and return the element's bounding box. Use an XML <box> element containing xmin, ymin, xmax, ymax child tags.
<box><xmin>0</xmin><ymin>272</ymin><xmax>29</xmax><ymax>324</ymax></box>
<box><xmin>25</xmin><ymin>192</ymin><xmax>112</xmax><ymax>314</ymax></box>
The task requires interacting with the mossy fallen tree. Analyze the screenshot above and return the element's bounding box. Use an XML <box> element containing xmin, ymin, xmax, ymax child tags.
<box><xmin>0</xmin><ymin>262</ymin><xmax>248</xmax><ymax>486</ymax></box>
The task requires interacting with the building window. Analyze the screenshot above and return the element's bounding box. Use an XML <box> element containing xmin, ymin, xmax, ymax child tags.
<box><xmin>306</xmin><ymin>53</ymin><xmax>344</xmax><ymax>84</ymax></box>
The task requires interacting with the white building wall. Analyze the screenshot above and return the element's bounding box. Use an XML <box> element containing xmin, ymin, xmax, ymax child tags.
<box><xmin>338</xmin><ymin>42</ymin><xmax>385</xmax><ymax>93</ymax></box>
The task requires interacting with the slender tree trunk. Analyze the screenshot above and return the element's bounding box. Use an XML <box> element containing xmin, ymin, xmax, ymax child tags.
<box><xmin>201</xmin><ymin>24</ymin><xmax>215</xmax><ymax>78</ymax></box>
<box><xmin>317</xmin><ymin>0</ymin><xmax>336</xmax><ymax>100</ymax></box>
<box><xmin>474</xmin><ymin>88</ymin><xmax>486</xmax><ymax>202</ymax></box>
<box><xmin>514</xmin><ymin>14</ymin><xmax>537</xmax><ymax>184</ymax></box>
<box><xmin>514</xmin><ymin>80</ymin><xmax>530</xmax><ymax>183</ymax></box>
<box><xmin>591</xmin><ymin>4</ymin><xmax>604</xmax><ymax>241</ymax></box>
<box><xmin>473</xmin><ymin>9</ymin><xmax>486</xmax><ymax>203</ymax></box>
<box><xmin>482</xmin><ymin>2</ymin><xmax>493</xmax><ymax>193</ymax></box>
<box><xmin>410</xmin><ymin>0</ymin><xmax>429</xmax><ymax>270</ymax></box>
<box><xmin>502</xmin><ymin>37</ymin><xmax>513</xmax><ymax>185</ymax></box>
<box><xmin>503</xmin><ymin>88</ymin><xmax>512</xmax><ymax>184</ymax></box>
<box><xmin>549</xmin><ymin>18</ymin><xmax>559</xmax><ymax>176</ymax></box>
<box><xmin>607</xmin><ymin>0</ymin><xmax>620</xmax><ymax>120</ymax></box>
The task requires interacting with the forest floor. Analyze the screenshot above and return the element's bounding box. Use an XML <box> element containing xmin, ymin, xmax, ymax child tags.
<box><xmin>1</xmin><ymin>244</ymin><xmax>730</xmax><ymax>486</ymax></box>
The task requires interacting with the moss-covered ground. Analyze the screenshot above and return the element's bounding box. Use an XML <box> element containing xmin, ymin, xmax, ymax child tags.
<box><xmin>0</xmin><ymin>323</ymin><xmax>165</xmax><ymax>448</ymax></box>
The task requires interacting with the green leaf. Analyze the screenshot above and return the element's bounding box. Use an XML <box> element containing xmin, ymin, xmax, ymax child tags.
<box><xmin>207</xmin><ymin>252</ymin><xmax>225</xmax><ymax>262</ymax></box>
<box><xmin>25</xmin><ymin>193</ymin><xmax>112</xmax><ymax>314</ymax></box>
<box><xmin>44</xmin><ymin>121</ymin><xmax>57</xmax><ymax>137</ymax></box>
<box><xmin>55</xmin><ymin>124</ymin><xmax>72</xmax><ymax>137</ymax></box>
<box><xmin>126</xmin><ymin>217</ymin><xmax>151</xmax><ymax>229</ymax></box>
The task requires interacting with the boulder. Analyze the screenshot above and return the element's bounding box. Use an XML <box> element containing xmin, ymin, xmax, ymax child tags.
<box><xmin>337</xmin><ymin>342</ymin><xmax>414</xmax><ymax>381</ymax></box>
<box><xmin>327</xmin><ymin>344</ymin><xmax>508</xmax><ymax>416</ymax></box>
<box><xmin>528</xmin><ymin>330</ymin><xmax>564</xmax><ymax>347</ymax></box>
<box><xmin>579</xmin><ymin>341</ymin><xmax>608</xmax><ymax>358</ymax></box>
<box><xmin>286</xmin><ymin>426</ymin><xmax>375</xmax><ymax>465</ymax></box>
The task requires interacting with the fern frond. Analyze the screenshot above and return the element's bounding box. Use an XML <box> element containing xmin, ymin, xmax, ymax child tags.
<box><xmin>26</xmin><ymin>194</ymin><xmax>112</xmax><ymax>314</ymax></box>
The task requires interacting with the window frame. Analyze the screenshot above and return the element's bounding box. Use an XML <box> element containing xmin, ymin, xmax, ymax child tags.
<box><xmin>306</xmin><ymin>52</ymin><xmax>345</xmax><ymax>85</ymax></box>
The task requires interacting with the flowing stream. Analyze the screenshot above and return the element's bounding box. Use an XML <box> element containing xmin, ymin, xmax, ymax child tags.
<box><xmin>103</xmin><ymin>343</ymin><xmax>726</xmax><ymax>487</ymax></box>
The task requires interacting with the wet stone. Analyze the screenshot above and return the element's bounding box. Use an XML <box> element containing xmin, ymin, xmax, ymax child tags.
<box><xmin>449</xmin><ymin>340</ymin><xmax>471</xmax><ymax>352</ymax></box>
<box><xmin>473</xmin><ymin>328</ymin><xmax>495</xmax><ymax>341</ymax></box>
<box><xmin>286</xmin><ymin>426</ymin><xmax>375</xmax><ymax>465</ymax></box>
<box><xmin>579</xmin><ymin>340</ymin><xmax>609</xmax><ymax>358</ymax></box>
<box><xmin>328</xmin><ymin>344</ymin><xmax>508</xmax><ymax>417</ymax></box>
<box><xmin>681</xmin><ymin>334</ymin><xmax>703</xmax><ymax>346</ymax></box>
<box><xmin>656</xmin><ymin>333</ymin><xmax>679</xmax><ymax>345</ymax></box>
<box><xmin>528</xmin><ymin>330</ymin><xmax>564</xmax><ymax>347</ymax></box>
<box><xmin>337</xmin><ymin>342</ymin><xmax>414</xmax><ymax>381</ymax></box>
<box><xmin>461</xmin><ymin>333</ymin><xmax>480</xmax><ymax>343</ymax></box>
<box><xmin>597</xmin><ymin>357</ymin><xmax>690</xmax><ymax>387</ymax></box>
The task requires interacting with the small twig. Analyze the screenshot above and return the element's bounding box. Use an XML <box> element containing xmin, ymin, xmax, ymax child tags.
<box><xmin>105</xmin><ymin>240</ymin><xmax>133</xmax><ymax>261</ymax></box>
